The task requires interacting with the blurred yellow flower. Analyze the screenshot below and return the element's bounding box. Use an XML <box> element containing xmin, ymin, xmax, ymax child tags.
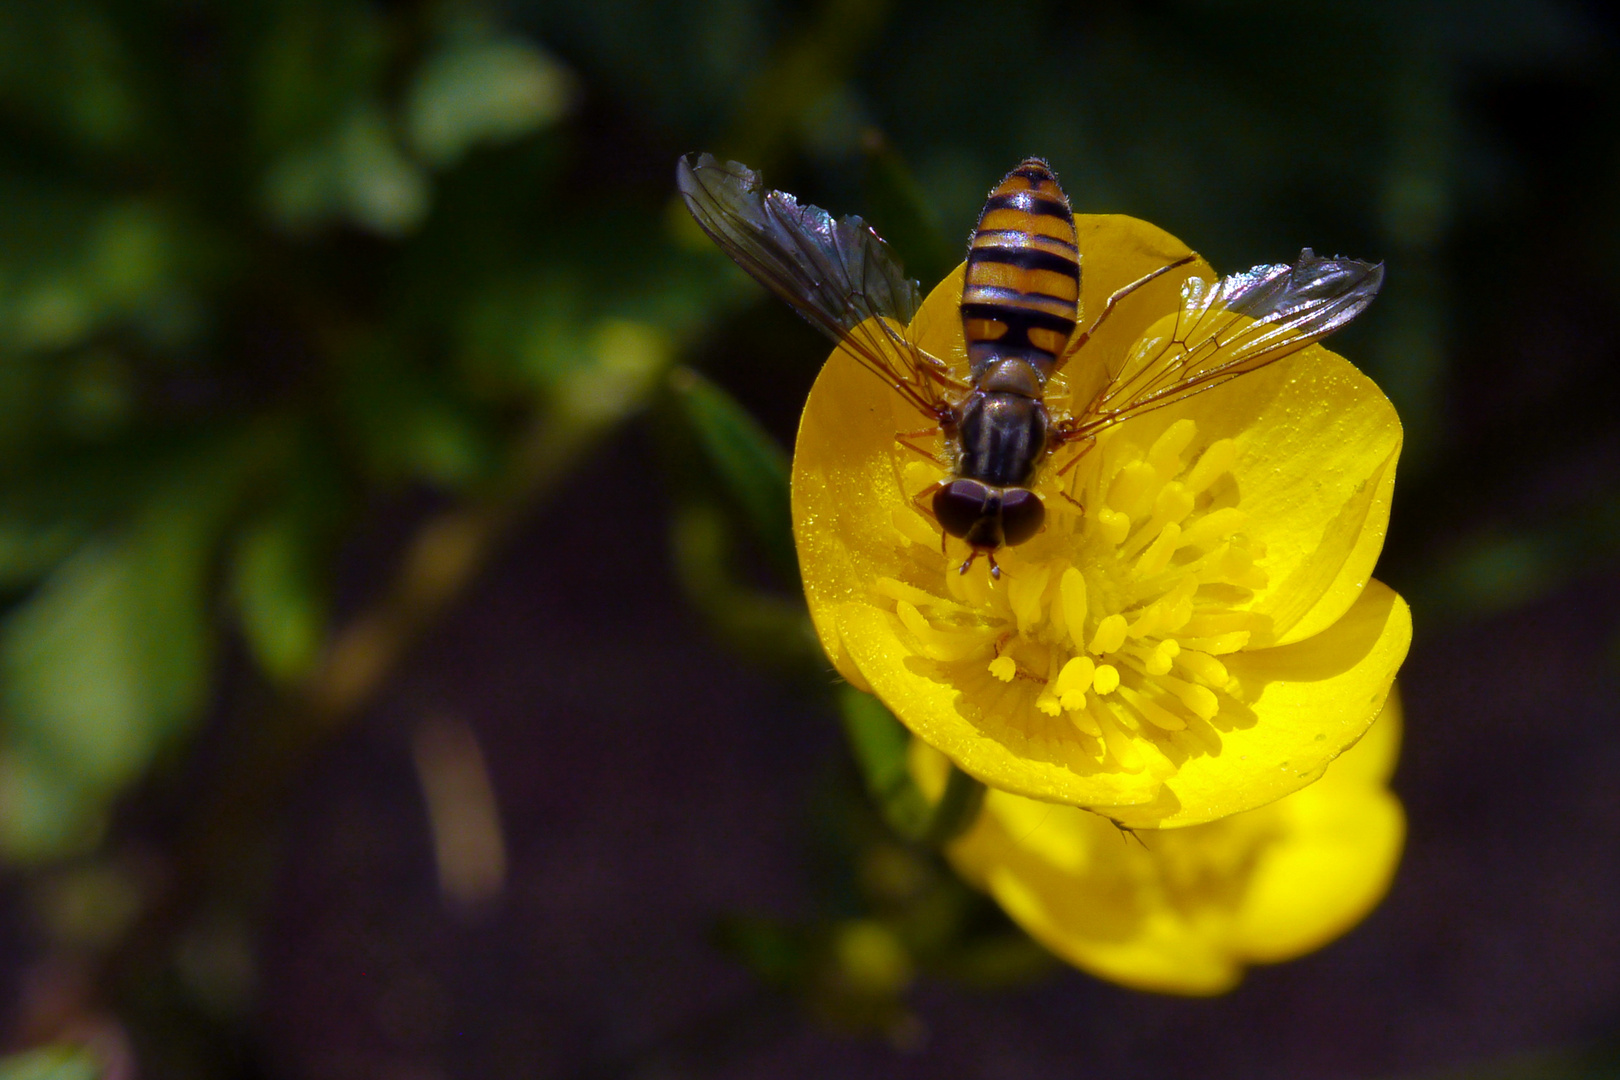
<box><xmin>912</xmin><ymin>692</ymin><xmax>1406</xmax><ymax>995</ymax></box>
<box><xmin>792</xmin><ymin>214</ymin><xmax>1410</xmax><ymax>828</ymax></box>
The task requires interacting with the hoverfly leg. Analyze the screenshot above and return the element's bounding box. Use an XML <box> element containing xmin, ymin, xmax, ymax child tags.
<box><xmin>1108</xmin><ymin>817</ymin><xmax>1147</xmax><ymax>847</ymax></box>
<box><xmin>1065</xmin><ymin>254</ymin><xmax>1199</xmax><ymax>354</ymax></box>
<box><xmin>910</xmin><ymin>479</ymin><xmax>946</xmax><ymax>523</ymax></box>
<box><xmin>955</xmin><ymin>550</ymin><xmax>998</xmax><ymax>579</ymax></box>
<box><xmin>895</xmin><ymin>427</ymin><xmax>947</xmax><ymax>464</ymax></box>
<box><xmin>1054</xmin><ymin>435</ymin><xmax>1097</xmax><ymax>476</ymax></box>
<box><xmin>871</xmin><ymin>318</ymin><xmax>969</xmax><ymax>395</ymax></box>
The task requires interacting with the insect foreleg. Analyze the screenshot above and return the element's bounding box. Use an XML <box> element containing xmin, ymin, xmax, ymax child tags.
<box><xmin>1052</xmin><ymin>435</ymin><xmax>1097</xmax><ymax>473</ymax></box>
<box><xmin>910</xmin><ymin>478</ymin><xmax>946</xmax><ymax>521</ymax></box>
<box><xmin>895</xmin><ymin>426</ymin><xmax>948</xmax><ymax>464</ymax></box>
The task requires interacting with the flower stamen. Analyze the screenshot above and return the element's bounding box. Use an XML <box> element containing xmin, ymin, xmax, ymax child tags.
<box><xmin>866</xmin><ymin>413</ymin><xmax>1290</xmax><ymax>773</ymax></box>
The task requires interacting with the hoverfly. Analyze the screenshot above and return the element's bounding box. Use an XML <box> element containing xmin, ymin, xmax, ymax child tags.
<box><xmin>676</xmin><ymin>153</ymin><xmax>1383</xmax><ymax>578</ymax></box>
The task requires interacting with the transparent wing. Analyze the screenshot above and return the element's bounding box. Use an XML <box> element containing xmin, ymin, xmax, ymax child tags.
<box><xmin>1060</xmin><ymin>249</ymin><xmax>1384</xmax><ymax>440</ymax></box>
<box><xmin>677</xmin><ymin>153</ymin><xmax>955</xmax><ymax>417</ymax></box>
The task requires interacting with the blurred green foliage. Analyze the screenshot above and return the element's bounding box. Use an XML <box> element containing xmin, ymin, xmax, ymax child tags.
<box><xmin>0</xmin><ymin>1045</ymin><xmax>102</xmax><ymax>1080</ymax></box>
<box><xmin>0</xmin><ymin>0</ymin><xmax>725</xmax><ymax>865</ymax></box>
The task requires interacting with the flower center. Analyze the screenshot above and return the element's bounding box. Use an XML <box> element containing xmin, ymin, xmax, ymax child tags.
<box><xmin>877</xmin><ymin>417</ymin><xmax>1274</xmax><ymax>773</ymax></box>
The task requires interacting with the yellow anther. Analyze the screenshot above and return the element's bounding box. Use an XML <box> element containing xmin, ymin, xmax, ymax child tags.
<box><xmin>1181</xmin><ymin>611</ymin><xmax>1264</xmax><ymax>636</ymax></box>
<box><xmin>1176</xmin><ymin>649</ymin><xmax>1229</xmax><ymax>688</ymax></box>
<box><xmin>1163</xmin><ymin>593</ymin><xmax>1195</xmax><ymax>632</ymax></box>
<box><xmin>1154</xmin><ymin>481</ymin><xmax>1195</xmax><ymax>525</ymax></box>
<box><xmin>891</xmin><ymin>507</ymin><xmax>940</xmax><ymax>548</ymax></box>
<box><xmin>1118</xmin><ymin>685</ymin><xmax>1187</xmax><ymax>731</ymax></box>
<box><xmin>1126</xmin><ymin>603</ymin><xmax>1162</xmax><ymax>639</ymax></box>
<box><xmin>1180</xmin><ymin>507</ymin><xmax>1249</xmax><ymax>550</ymax></box>
<box><xmin>897</xmin><ymin>601</ymin><xmax>995</xmax><ymax>662</ymax></box>
<box><xmin>902</xmin><ymin>460</ymin><xmax>941</xmax><ymax>492</ymax></box>
<box><xmin>988</xmin><ymin>655</ymin><xmax>1017</xmax><ymax>682</ymax></box>
<box><xmin>1185</xmin><ymin>437</ymin><xmax>1237</xmax><ymax>493</ymax></box>
<box><xmin>1055</xmin><ymin>654</ymin><xmax>1096</xmax><ymax>698</ymax></box>
<box><xmin>1008</xmin><ymin>563</ymin><xmax>1050</xmax><ymax>636</ymax></box>
<box><xmin>1181</xmin><ymin>630</ymin><xmax>1251</xmax><ymax>655</ymax></box>
<box><xmin>1094</xmin><ymin>507</ymin><xmax>1131</xmax><ymax>546</ymax></box>
<box><xmin>1144</xmin><ymin>639</ymin><xmax>1178</xmax><ymax>676</ymax></box>
<box><xmin>1092</xmin><ymin>663</ymin><xmax>1120</xmax><ymax>695</ymax></box>
<box><xmin>1059</xmin><ymin>568</ymin><xmax>1088</xmax><ymax>649</ymax></box>
<box><xmin>1163</xmin><ymin>675</ymin><xmax>1220</xmax><ymax>720</ymax></box>
<box><xmin>1108</xmin><ymin>461</ymin><xmax>1162</xmax><ymax>521</ymax></box>
<box><xmin>877</xmin><ymin>576</ymin><xmax>967</xmax><ymax>613</ymax></box>
<box><xmin>1088</xmin><ymin>613</ymin><xmax>1128</xmax><ymax>655</ymax></box>
<box><xmin>1097</xmin><ymin>709</ymin><xmax>1144</xmax><ymax>771</ymax></box>
<box><xmin>1135</xmin><ymin>522</ymin><xmax>1182</xmax><ymax>577</ymax></box>
<box><xmin>1148</xmin><ymin>419</ymin><xmax>1197</xmax><ymax>479</ymax></box>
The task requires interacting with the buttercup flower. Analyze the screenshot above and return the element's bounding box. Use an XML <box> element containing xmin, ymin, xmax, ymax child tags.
<box><xmin>792</xmin><ymin>213</ymin><xmax>1410</xmax><ymax>828</ymax></box>
<box><xmin>910</xmin><ymin>692</ymin><xmax>1406</xmax><ymax>995</ymax></box>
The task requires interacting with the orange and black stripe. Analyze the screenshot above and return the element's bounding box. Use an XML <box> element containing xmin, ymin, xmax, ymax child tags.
<box><xmin>961</xmin><ymin>159</ymin><xmax>1080</xmax><ymax>377</ymax></box>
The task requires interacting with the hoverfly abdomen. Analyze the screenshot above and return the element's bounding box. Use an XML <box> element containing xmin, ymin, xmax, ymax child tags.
<box><xmin>961</xmin><ymin>158</ymin><xmax>1081</xmax><ymax>381</ymax></box>
<box><xmin>933</xmin><ymin>159</ymin><xmax>1080</xmax><ymax>565</ymax></box>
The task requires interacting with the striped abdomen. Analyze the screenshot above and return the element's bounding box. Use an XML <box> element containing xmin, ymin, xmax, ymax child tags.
<box><xmin>961</xmin><ymin>159</ymin><xmax>1080</xmax><ymax>380</ymax></box>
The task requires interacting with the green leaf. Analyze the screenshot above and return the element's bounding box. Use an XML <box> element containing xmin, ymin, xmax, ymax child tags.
<box><xmin>405</xmin><ymin>32</ymin><xmax>574</xmax><ymax>167</ymax></box>
<box><xmin>249</xmin><ymin>1</ymin><xmax>388</xmax><ymax>153</ymax></box>
<box><xmin>923</xmin><ymin>765</ymin><xmax>986</xmax><ymax>845</ymax></box>
<box><xmin>669</xmin><ymin>367</ymin><xmax>796</xmax><ymax>584</ymax></box>
<box><xmin>338</xmin><ymin>337</ymin><xmax>499</xmax><ymax>488</ymax></box>
<box><xmin>713</xmin><ymin>914</ymin><xmax>811</xmax><ymax>989</ymax></box>
<box><xmin>838</xmin><ymin>686</ymin><xmax>983</xmax><ymax>845</ymax></box>
<box><xmin>838</xmin><ymin>685</ymin><xmax>930</xmax><ymax>840</ymax></box>
<box><xmin>0</xmin><ymin>1044</ymin><xmax>102</xmax><ymax>1080</ymax></box>
<box><xmin>0</xmin><ymin>3</ymin><xmax>145</xmax><ymax>158</ymax></box>
<box><xmin>861</xmin><ymin>133</ymin><xmax>957</xmax><ymax>288</ymax></box>
<box><xmin>0</xmin><ymin>438</ymin><xmax>260</xmax><ymax>862</ymax></box>
<box><xmin>0</xmin><ymin>527</ymin><xmax>211</xmax><ymax>859</ymax></box>
<box><xmin>0</xmin><ymin>750</ymin><xmax>100</xmax><ymax>861</ymax></box>
<box><xmin>669</xmin><ymin>501</ymin><xmax>820</xmax><ymax>674</ymax></box>
<box><xmin>0</xmin><ymin>184</ymin><xmax>188</xmax><ymax>354</ymax></box>
<box><xmin>230</xmin><ymin>508</ymin><xmax>329</xmax><ymax>686</ymax></box>
<box><xmin>263</xmin><ymin>102</ymin><xmax>429</xmax><ymax>237</ymax></box>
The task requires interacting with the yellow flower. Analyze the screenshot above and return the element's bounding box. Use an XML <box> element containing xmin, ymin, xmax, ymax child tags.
<box><xmin>792</xmin><ymin>213</ymin><xmax>1410</xmax><ymax>828</ymax></box>
<box><xmin>912</xmin><ymin>692</ymin><xmax>1406</xmax><ymax>995</ymax></box>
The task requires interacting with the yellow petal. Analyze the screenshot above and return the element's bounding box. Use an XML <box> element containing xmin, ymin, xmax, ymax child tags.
<box><xmin>934</xmin><ymin>694</ymin><xmax>1405</xmax><ymax>995</ymax></box>
<box><xmin>1095</xmin><ymin>579</ymin><xmax>1410</xmax><ymax>829</ymax></box>
<box><xmin>792</xmin><ymin>320</ymin><xmax>931</xmax><ymax>690</ymax></box>
<box><xmin>1316</xmin><ymin>683</ymin><xmax>1404</xmax><ymax>788</ymax></box>
<box><xmin>836</xmin><ymin>603</ymin><xmax>1164</xmax><ymax>808</ymax></box>
<box><xmin>1229</xmin><ymin>689</ymin><xmax>1405</xmax><ymax>958</ymax></box>
<box><xmin>1231</xmin><ymin>786</ymin><xmax>1405</xmax><ymax>961</ymax></box>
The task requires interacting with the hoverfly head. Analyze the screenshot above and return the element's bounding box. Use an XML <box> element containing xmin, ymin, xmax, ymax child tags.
<box><xmin>933</xmin><ymin>480</ymin><xmax>1045</xmax><ymax>552</ymax></box>
<box><xmin>999</xmin><ymin>487</ymin><xmax>1045</xmax><ymax>546</ymax></box>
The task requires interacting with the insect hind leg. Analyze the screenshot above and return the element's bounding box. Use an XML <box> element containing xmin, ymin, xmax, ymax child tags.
<box><xmin>1065</xmin><ymin>254</ymin><xmax>1198</xmax><ymax>355</ymax></box>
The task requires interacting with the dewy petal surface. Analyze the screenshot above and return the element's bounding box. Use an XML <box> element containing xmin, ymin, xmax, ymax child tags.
<box><xmin>793</xmin><ymin>213</ymin><xmax>1409</xmax><ymax>827</ymax></box>
<box><xmin>913</xmin><ymin>693</ymin><xmax>1407</xmax><ymax>995</ymax></box>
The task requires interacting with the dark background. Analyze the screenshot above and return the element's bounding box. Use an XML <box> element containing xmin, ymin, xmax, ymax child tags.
<box><xmin>1</xmin><ymin>1</ymin><xmax>1618</xmax><ymax>1077</ymax></box>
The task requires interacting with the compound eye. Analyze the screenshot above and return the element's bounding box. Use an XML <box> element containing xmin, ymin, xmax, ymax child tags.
<box><xmin>933</xmin><ymin>480</ymin><xmax>992</xmax><ymax>539</ymax></box>
<box><xmin>999</xmin><ymin>488</ymin><xmax>1046</xmax><ymax>546</ymax></box>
